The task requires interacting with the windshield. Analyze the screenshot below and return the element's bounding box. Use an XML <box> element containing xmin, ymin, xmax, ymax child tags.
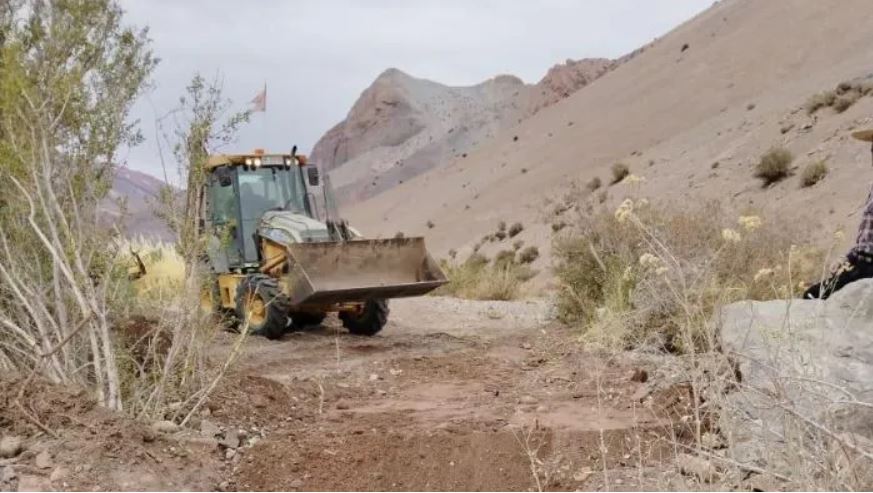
<box><xmin>237</xmin><ymin>166</ymin><xmax>307</xmax><ymax>220</ymax></box>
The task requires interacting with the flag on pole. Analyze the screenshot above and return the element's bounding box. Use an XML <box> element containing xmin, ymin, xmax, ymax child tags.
<box><xmin>250</xmin><ymin>83</ymin><xmax>266</xmax><ymax>112</ymax></box>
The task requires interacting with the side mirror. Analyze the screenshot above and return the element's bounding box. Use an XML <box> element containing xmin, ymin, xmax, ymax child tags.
<box><xmin>307</xmin><ymin>166</ymin><xmax>320</xmax><ymax>186</ymax></box>
<box><xmin>216</xmin><ymin>167</ymin><xmax>233</xmax><ymax>187</ymax></box>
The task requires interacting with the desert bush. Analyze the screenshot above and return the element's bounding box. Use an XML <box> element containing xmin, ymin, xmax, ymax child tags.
<box><xmin>553</xmin><ymin>199</ymin><xmax>823</xmax><ymax>351</ymax></box>
<box><xmin>497</xmin><ymin>220</ymin><xmax>507</xmax><ymax>232</ymax></box>
<box><xmin>426</xmin><ymin>220</ymin><xmax>435</xmax><ymax>229</ymax></box>
<box><xmin>754</xmin><ymin>147</ymin><xmax>793</xmax><ymax>186</ymax></box>
<box><xmin>434</xmin><ymin>252</ymin><xmax>530</xmax><ymax>301</ymax></box>
<box><xmin>512</xmin><ymin>240</ymin><xmax>524</xmax><ymax>251</ymax></box>
<box><xmin>508</xmin><ymin>222</ymin><xmax>524</xmax><ymax>238</ymax></box>
<box><xmin>610</xmin><ymin>163</ymin><xmax>630</xmax><ymax>184</ymax></box>
<box><xmin>518</xmin><ymin>246</ymin><xmax>540</xmax><ymax>264</ymax></box>
<box><xmin>805</xmin><ymin>90</ymin><xmax>836</xmax><ymax>114</ymax></box>
<box><xmin>800</xmin><ymin>159</ymin><xmax>828</xmax><ymax>187</ymax></box>
<box><xmin>586</xmin><ymin>177</ymin><xmax>602</xmax><ymax>192</ymax></box>
<box><xmin>493</xmin><ymin>249</ymin><xmax>516</xmax><ymax>269</ymax></box>
<box><xmin>834</xmin><ymin>91</ymin><xmax>861</xmax><ymax>113</ymax></box>
<box><xmin>494</xmin><ymin>230</ymin><xmax>507</xmax><ymax>241</ymax></box>
<box><xmin>552</xmin><ymin>221</ymin><xmax>567</xmax><ymax>233</ymax></box>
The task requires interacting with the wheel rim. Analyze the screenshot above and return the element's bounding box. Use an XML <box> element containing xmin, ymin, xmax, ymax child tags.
<box><xmin>245</xmin><ymin>292</ymin><xmax>266</xmax><ymax>326</ymax></box>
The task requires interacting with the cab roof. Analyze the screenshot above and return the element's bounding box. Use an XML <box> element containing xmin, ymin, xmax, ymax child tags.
<box><xmin>205</xmin><ymin>153</ymin><xmax>308</xmax><ymax>170</ymax></box>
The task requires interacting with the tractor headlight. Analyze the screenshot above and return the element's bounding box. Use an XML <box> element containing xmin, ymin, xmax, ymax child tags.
<box><xmin>253</xmin><ymin>157</ymin><xmax>262</xmax><ymax>167</ymax></box>
<box><xmin>245</xmin><ymin>158</ymin><xmax>253</xmax><ymax>166</ymax></box>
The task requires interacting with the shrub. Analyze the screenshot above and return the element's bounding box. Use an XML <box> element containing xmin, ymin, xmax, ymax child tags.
<box><xmin>494</xmin><ymin>230</ymin><xmax>507</xmax><ymax>241</ymax></box>
<box><xmin>553</xmin><ymin>200</ymin><xmax>822</xmax><ymax>351</ymax></box>
<box><xmin>833</xmin><ymin>91</ymin><xmax>860</xmax><ymax>113</ymax></box>
<box><xmin>552</xmin><ymin>221</ymin><xmax>567</xmax><ymax>233</ymax></box>
<box><xmin>508</xmin><ymin>222</ymin><xmax>524</xmax><ymax>238</ymax></box>
<box><xmin>610</xmin><ymin>163</ymin><xmax>630</xmax><ymax>184</ymax></box>
<box><xmin>497</xmin><ymin>220</ymin><xmax>507</xmax><ymax>232</ymax></box>
<box><xmin>518</xmin><ymin>246</ymin><xmax>539</xmax><ymax>264</ymax></box>
<box><xmin>394</xmin><ymin>231</ymin><xmax>405</xmax><ymax>239</ymax></box>
<box><xmin>586</xmin><ymin>177</ymin><xmax>602</xmax><ymax>192</ymax></box>
<box><xmin>805</xmin><ymin>90</ymin><xmax>836</xmax><ymax>114</ymax></box>
<box><xmin>493</xmin><ymin>249</ymin><xmax>516</xmax><ymax>269</ymax></box>
<box><xmin>800</xmin><ymin>160</ymin><xmax>828</xmax><ymax>188</ymax></box>
<box><xmin>426</xmin><ymin>220</ymin><xmax>435</xmax><ymax>229</ymax></box>
<box><xmin>596</xmin><ymin>190</ymin><xmax>608</xmax><ymax>203</ymax></box>
<box><xmin>754</xmin><ymin>147</ymin><xmax>793</xmax><ymax>186</ymax></box>
<box><xmin>434</xmin><ymin>252</ymin><xmax>531</xmax><ymax>301</ymax></box>
<box><xmin>512</xmin><ymin>240</ymin><xmax>524</xmax><ymax>251</ymax></box>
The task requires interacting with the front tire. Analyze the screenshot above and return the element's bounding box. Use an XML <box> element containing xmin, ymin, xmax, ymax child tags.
<box><xmin>340</xmin><ymin>299</ymin><xmax>388</xmax><ymax>336</ymax></box>
<box><xmin>235</xmin><ymin>275</ymin><xmax>290</xmax><ymax>340</ymax></box>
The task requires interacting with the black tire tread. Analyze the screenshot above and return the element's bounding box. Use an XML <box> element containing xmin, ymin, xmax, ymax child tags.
<box><xmin>235</xmin><ymin>274</ymin><xmax>290</xmax><ymax>340</ymax></box>
<box><xmin>340</xmin><ymin>299</ymin><xmax>389</xmax><ymax>336</ymax></box>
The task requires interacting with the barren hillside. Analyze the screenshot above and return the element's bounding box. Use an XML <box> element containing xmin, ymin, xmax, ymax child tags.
<box><xmin>343</xmin><ymin>0</ymin><xmax>873</xmax><ymax>279</ymax></box>
<box><xmin>311</xmin><ymin>58</ymin><xmax>617</xmax><ymax>202</ymax></box>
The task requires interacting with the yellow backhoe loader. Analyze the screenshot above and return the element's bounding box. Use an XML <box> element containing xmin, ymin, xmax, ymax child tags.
<box><xmin>197</xmin><ymin>148</ymin><xmax>447</xmax><ymax>339</ymax></box>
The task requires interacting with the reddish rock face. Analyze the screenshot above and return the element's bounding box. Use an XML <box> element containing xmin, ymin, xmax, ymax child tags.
<box><xmin>309</xmin><ymin>58</ymin><xmax>621</xmax><ymax>203</ymax></box>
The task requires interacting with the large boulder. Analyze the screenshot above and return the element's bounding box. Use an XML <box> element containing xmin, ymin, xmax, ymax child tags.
<box><xmin>718</xmin><ymin>279</ymin><xmax>873</xmax><ymax>483</ymax></box>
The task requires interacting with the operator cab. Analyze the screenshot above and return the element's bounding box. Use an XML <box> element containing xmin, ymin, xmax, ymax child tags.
<box><xmin>202</xmin><ymin>152</ymin><xmax>320</xmax><ymax>271</ymax></box>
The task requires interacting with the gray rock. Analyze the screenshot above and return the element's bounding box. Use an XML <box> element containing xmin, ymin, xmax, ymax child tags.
<box><xmin>150</xmin><ymin>420</ymin><xmax>179</xmax><ymax>434</ymax></box>
<box><xmin>519</xmin><ymin>395</ymin><xmax>537</xmax><ymax>405</ymax></box>
<box><xmin>220</xmin><ymin>434</ymin><xmax>239</xmax><ymax>450</ymax></box>
<box><xmin>199</xmin><ymin>419</ymin><xmax>221</xmax><ymax>438</ymax></box>
<box><xmin>676</xmin><ymin>453</ymin><xmax>719</xmax><ymax>483</ymax></box>
<box><xmin>49</xmin><ymin>466</ymin><xmax>69</xmax><ymax>483</ymax></box>
<box><xmin>718</xmin><ymin>279</ymin><xmax>873</xmax><ymax>472</ymax></box>
<box><xmin>1</xmin><ymin>465</ymin><xmax>17</xmax><ymax>483</ymax></box>
<box><xmin>34</xmin><ymin>450</ymin><xmax>52</xmax><ymax>470</ymax></box>
<box><xmin>0</xmin><ymin>436</ymin><xmax>23</xmax><ymax>459</ymax></box>
<box><xmin>17</xmin><ymin>474</ymin><xmax>50</xmax><ymax>492</ymax></box>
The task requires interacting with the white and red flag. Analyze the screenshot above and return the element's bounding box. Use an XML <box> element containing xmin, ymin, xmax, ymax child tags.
<box><xmin>250</xmin><ymin>84</ymin><xmax>266</xmax><ymax>112</ymax></box>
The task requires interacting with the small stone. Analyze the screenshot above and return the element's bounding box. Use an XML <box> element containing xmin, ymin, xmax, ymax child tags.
<box><xmin>225</xmin><ymin>448</ymin><xmax>236</xmax><ymax>460</ymax></box>
<box><xmin>519</xmin><ymin>395</ymin><xmax>537</xmax><ymax>405</ymax></box>
<box><xmin>368</xmin><ymin>374</ymin><xmax>379</xmax><ymax>381</ymax></box>
<box><xmin>1</xmin><ymin>465</ymin><xmax>17</xmax><ymax>483</ymax></box>
<box><xmin>218</xmin><ymin>480</ymin><xmax>230</xmax><ymax>491</ymax></box>
<box><xmin>521</xmin><ymin>343</ymin><xmax>532</xmax><ymax>350</ymax></box>
<box><xmin>49</xmin><ymin>466</ymin><xmax>69</xmax><ymax>483</ymax></box>
<box><xmin>573</xmin><ymin>468</ymin><xmax>592</xmax><ymax>482</ymax></box>
<box><xmin>289</xmin><ymin>479</ymin><xmax>303</xmax><ymax>489</ymax></box>
<box><xmin>34</xmin><ymin>450</ymin><xmax>52</xmax><ymax>469</ymax></box>
<box><xmin>17</xmin><ymin>474</ymin><xmax>51</xmax><ymax>492</ymax></box>
<box><xmin>535</xmin><ymin>405</ymin><xmax>548</xmax><ymax>413</ymax></box>
<box><xmin>388</xmin><ymin>368</ymin><xmax>402</xmax><ymax>376</ymax></box>
<box><xmin>150</xmin><ymin>420</ymin><xmax>179</xmax><ymax>434</ymax></box>
<box><xmin>676</xmin><ymin>453</ymin><xmax>719</xmax><ymax>483</ymax></box>
<box><xmin>335</xmin><ymin>400</ymin><xmax>350</xmax><ymax>410</ymax></box>
<box><xmin>0</xmin><ymin>436</ymin><xmax>23</xmax><ymax>458</ymax></box>
<box><xmin>220</xmin><ymin>434</ymin><xmax>239</xmax><ymax>450</ymax></box>
<box><xmin>237</xmin><ymin>429</ymin><xmax>248</xmax><ymax>441</ymax></box>
<box><xmin>199</xmin><ymin>420</ymin><xmax>221</xmax><ymax>438</ymax></box>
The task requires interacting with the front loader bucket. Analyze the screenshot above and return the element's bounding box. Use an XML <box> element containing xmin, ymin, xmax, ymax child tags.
<box><xmin>281</xmin><ymin>237</ymin><xmax>448</xmax><ymax>306</ymax></box>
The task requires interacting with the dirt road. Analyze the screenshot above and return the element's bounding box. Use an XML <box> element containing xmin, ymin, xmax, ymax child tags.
<box><xmin>1</xmin><ymin>296</ymin><xmax>695</xmax><ymax>491</ymax></box>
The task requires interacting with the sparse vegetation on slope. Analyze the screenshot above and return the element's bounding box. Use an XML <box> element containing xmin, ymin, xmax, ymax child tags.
<box><xmin>434</xmin><ymin>252</ymin><xmax>534</xmax><ymax>301</ymax></box>
<box><xmin>800</xmin><ymin>159</ymin><xmax>828</xmax><ymax>187</ymax></box>
<box><xmin>610</xmin><ymin>163</ymin><xmax>630</xmax><ymax>184</ymax></box>
<box><xmin>754</xmin><ymin>147</ymin><xmax>793</xmax><ymax>186</ymax></box>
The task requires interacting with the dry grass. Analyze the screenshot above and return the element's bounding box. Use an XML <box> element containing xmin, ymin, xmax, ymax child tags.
<box><xmin>800</xmin><ymin>159</ymin><xmax>828</xmax><ymax>188</ymax></box>
<box><xmin>553</xmin><ymin>199</ymin><xmax>823</xmax><ymax>351</ymax></box>
<box><xmin>754</xmin><ymin>147</ymin><xmax>793</xmax><ymax>186</ymax></box>
<box><xmin>435</xmin><ymin>251</ymin><xmax>536</xmax><ymax>300</ymax></box>
<box><xmin>586</xmin><ymin>177</ymin><xmax>602</xmax><ymax>192</ymax></box>
<box><xmin>805</xmin><ymin>90</ymin><xmax>836</xmax><ymax>114</ymax></box>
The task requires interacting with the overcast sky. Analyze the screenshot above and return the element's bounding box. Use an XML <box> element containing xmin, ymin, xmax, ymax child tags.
<box><xmin>119</xmin><ymin>0</ymin><xmax>710</xmax><ymax>179</ymax></box>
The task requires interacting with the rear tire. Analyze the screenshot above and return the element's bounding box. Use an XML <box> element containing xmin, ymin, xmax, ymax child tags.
<box><xmin>235</xmin><ymin>275</ymin><xmax>290</xmax><ymax>340</ymax></box>
<box><xmin>340</xmin><ymin>299</ymin><xmax>388</xmax><ymax>336</ymax></box>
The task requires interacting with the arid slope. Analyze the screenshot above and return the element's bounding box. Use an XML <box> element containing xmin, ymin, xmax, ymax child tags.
<box><xmin>344</xmin><ymin>0</ymin><xmax>873</xmax><ymax>275</ymax></box>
